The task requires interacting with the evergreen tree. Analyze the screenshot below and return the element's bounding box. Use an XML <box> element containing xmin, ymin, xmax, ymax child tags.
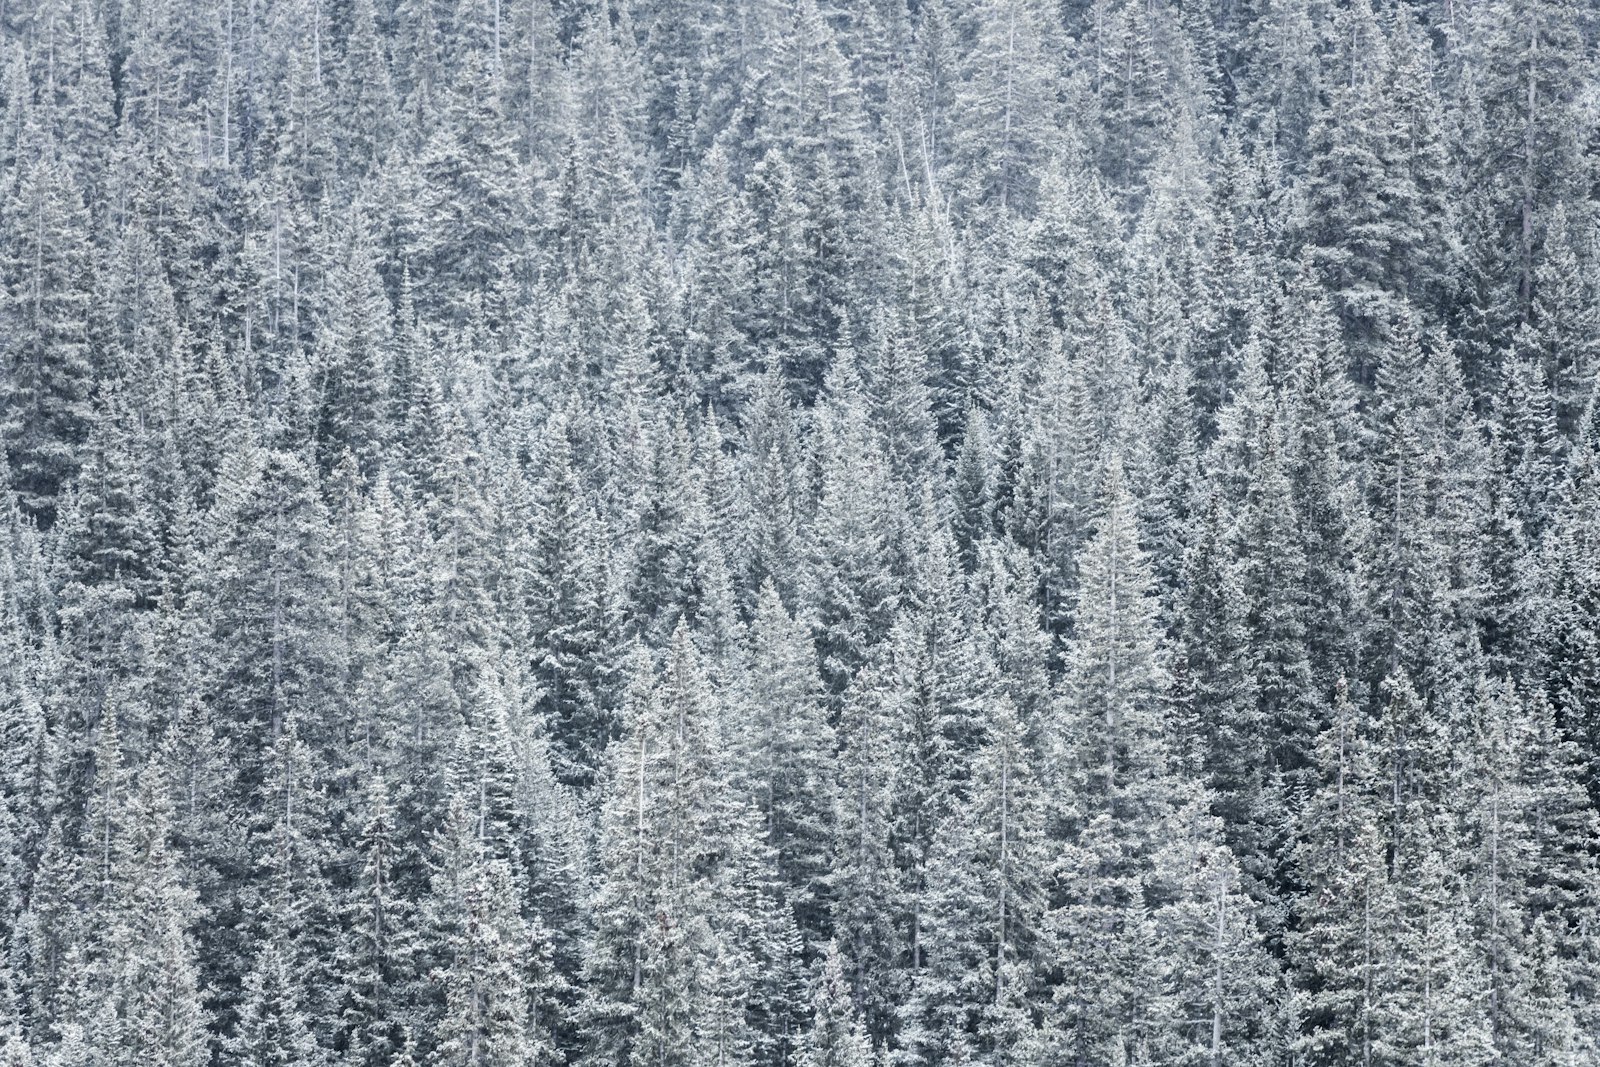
<box><xmin>1055</xmin><ymin>456</ymin><xmax>1170</xmax><ymax>831</ymax></box>
<box><xmin>828</xmin><ymin>652</ymin><xmax>904</xmax><ymax>1047</ymax></box>
<box><xmin>949</xmin><ymin>0</ymin><xmax>1063</xmax><ymax>213</ymax></box>
<box><xmin>0</xmin><ymin>145</ymin><xmax>96</xmax><ymax>525</ymax></box>
<box><xmin>1291</xmin><ymin>680</ymin><xmax>1394</xmax><ymax>1067</ymax></box>
<box><xmin>526</xmin><ymin>413</ymin><xmax>618</xmax><ymax>791</ymax></box>
<box><xmin>336</xmin><ymin>772</ymin><xmax>413</xmax><ymax>1067</ymax></box>
<box><xmin>91</xmin><ymin>751</ymin><xmax>211</xmax><ymax>1067</ymax></box>
<box><xmin>805</xmin><ymin>350</ymin><xmax>901</xmax><ymax>703</ymax></box>
<box><xmin>582</xmin><ymin>632</ymin><xmax>752</xmax><ymax>1066</ymax></box>
<box><xmin>225</xmin><ymin>943</ymin><xmax>321</xmax><ymax>1067</ymax></box>
<box><xmin>737</xmin><ymin>583</ymin><xmax>835</xmax><ymax>939</ymax></box>
<box><xmin>802</xmin><ymin>942</ymin><xmax>873</xmax><ymax>1067</ymax></box>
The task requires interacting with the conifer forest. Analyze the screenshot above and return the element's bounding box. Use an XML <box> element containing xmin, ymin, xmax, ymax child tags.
<box><xmin>4</xmin><ymin>0</ymin><xmax>1600</xmax><ymax>1062</ymax></box>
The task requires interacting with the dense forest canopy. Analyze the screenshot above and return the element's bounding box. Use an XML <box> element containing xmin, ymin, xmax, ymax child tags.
<box><xmin>0</xmin><ymin>0</ymin><xmax>1597</xmax><ymax>1063</ymax></box>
